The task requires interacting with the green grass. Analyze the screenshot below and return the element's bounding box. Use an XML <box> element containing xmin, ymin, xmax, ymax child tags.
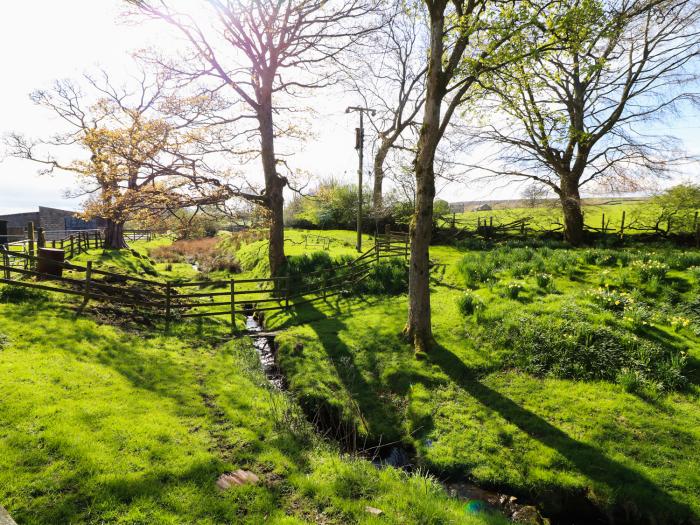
<box><xmin>21</xmin><ymin>228</ymin><xmax>700</xmax><ymax>522</ymax></box>
<box><xmin>268</xmin><ymin>233</ymin><xmax>700</xmax><ymax>523</ymax></box>
<box><xmin>0</xmin><ymin>287</ymin><xmax>506</xmax><ymax>525</ymax></box>
<box><xmin>453</xmin><ymin>201</ymin><xmax>656</xmax><ymax>233</ymax></box>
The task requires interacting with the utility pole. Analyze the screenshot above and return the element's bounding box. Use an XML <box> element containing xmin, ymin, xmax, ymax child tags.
<box><xmin>346</xmin><ymin>106</ymin><xmax>375</xmax><ymax>251</ymax></box>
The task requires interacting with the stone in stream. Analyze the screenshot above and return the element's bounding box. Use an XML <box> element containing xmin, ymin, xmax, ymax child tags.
<box><xmin>512</xmin><ymin>505</ymin><xmax>549</xmax><ymax>524</ymax></box>
<box><xmin>364</xmin><ymin>506</ymin><xmax>384</xmax><ymax>516</ymax></box>
<box><xmin>448</xmin><ymin>482</ymin><xmax>548</xmax><ymax>524</ymax></box>
<box><xmin>216</xmin><ymin>470</ymin><xmax>260</xmax><ymax>490</ymax></box>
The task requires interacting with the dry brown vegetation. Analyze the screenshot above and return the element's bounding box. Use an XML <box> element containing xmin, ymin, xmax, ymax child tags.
<box><xmin>150</xmin><ymin>237</ymin><xmax>240</xmax><ymax>274</ymax></box>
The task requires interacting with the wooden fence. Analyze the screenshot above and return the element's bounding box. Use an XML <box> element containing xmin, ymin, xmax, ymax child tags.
<box><xmin>0</xmin><ymin>231</ymin><xmax>408</xmax><ymax>333</ymax></box>
<box><xmin>3</xmin><ymin>225</ymin><xmax>156</xmax><ymax>266</ymax></box>
<box><xmin>439</xmin><ymin>210</ymin><xmax>700</xmax><ymax>245</ymax></box>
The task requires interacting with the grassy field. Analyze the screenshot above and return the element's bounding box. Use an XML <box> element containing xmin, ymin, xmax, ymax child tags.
<box><xmin>258</xmin><ymin>233</ymin><xmax>700</xmax><ymax>523</ymax></box>
<box><xmin>17</xmin><ymin>228</ymin><xmax>700</xmax><ymax>523</ymax></box>
<box><xmin>452</xmin><ymin>201</ymin><xmax>666</xmax><ymax>233</ymax></box>
<box><xmin>0</xmin><ymin>287</ymin><xmax>506</xmax><ymax>525</ymax></box>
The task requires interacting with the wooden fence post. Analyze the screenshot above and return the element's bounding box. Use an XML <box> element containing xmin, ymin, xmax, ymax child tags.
<box><xmin>619</xmin><ymin>211</ymin><xmax>626</xmax><ymax>241</ymax></box>
<box><xmin>285</xmin><ymin>275</ymin><xmax>290</xmax><ymax>310</ymax></box>
<box><xmin>27</xmin><ymin>221</ymin><xmax>35</xmax><ymax>260</ymax></box>
<box><xmin>230</xmin><ymin>279</ymin><xmax>236</xmax><ymax>334</ymax></box>
<box><xmin>2</xmin><ymin>250</ymin><xmax>9</xmax><ymax>280</ymax></box>
<box><xmin>79</xmin><ymin>261</ymin><xmax>92</xmax><ymax>312</ymax></box>
<box><xmin>70</xmin><ymin>235</ymin><xmax>74</xmax><ymax>258</ymax></box>
<box><xmin>165</xmin><ymin>282</ymin><xmax>172</xmax><ymax>332</ymax></box>
<box><xmin>37</xmin><ymin>228</ymin><xmax>46</xmax><ymax>249</ymax></box>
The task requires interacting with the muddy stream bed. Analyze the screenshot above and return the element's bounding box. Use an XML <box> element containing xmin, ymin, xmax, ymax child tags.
<box><xmin>244</xmin><ymin>313</ymin><xmax>606</xmax><ymax>525</ymax></box>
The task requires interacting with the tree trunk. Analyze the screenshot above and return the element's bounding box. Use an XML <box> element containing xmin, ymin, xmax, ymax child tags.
<box><xmin>560</xmin><ymin>176</ymin><xmax>584</xmax><ymax>245</ymax></box>
<box><xmin>373</xmin><ymin>140</ymin><xmax>390</xmax><ymax>214</ymax></box>
<box><xmin>405</xmin><ymin>5</ymin><xmax>445</xmax><ymax>353</ymax></box>
<box><xmin>104</xmin><ymin>219</ymin><xmax>128</xmax><ymax>250</ymax></box>
<box><xmin>258</xmin><ymin>89</ymin><xmax>286</xmax><ymax>277</ymax></box>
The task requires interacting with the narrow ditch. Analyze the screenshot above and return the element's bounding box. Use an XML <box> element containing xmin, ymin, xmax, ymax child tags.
<box><xmin>242</xmin><ymin>310</ymin><xmax>578</xmax><ymax>525</ymax></box>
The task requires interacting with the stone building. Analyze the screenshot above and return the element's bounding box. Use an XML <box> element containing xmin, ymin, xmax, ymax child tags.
<box><xmin>0</xmin><ymin>206</ymin><xmax>103</xmax><ymax>240</ymax></box>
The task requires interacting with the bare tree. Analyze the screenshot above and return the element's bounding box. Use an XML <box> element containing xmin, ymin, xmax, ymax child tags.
<box><xmin>469</xmin><ymin>0</ymin><xmax>700</xmax><ymax>244</ymax></box>
<box><xmin>521</xmin><ymin>182</ymin><xmax>550</xmax><ymax>208</ymax></box>
<box><xmin>128</xmin><ymin>0</ymin><xmax>379</xmax><ymax>276</ymax></box>
<box><xmin>345</xmin><ymin>5</ymin><xmax>427</xmax><ymax>214</ymax></box>
<box><xmin>6</xmin><ymin>71</ymin><xmax>226</xmax><ymax>249</ymax></box>
<box><xmin>406</xmin><ymin>0</ymin><xmax>548</xmax><ymax>352</ymax></box>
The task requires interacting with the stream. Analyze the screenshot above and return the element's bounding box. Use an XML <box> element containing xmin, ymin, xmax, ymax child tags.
<box><xmin>244</xmin><ymin>313</ymin><xmax>580</xmax><ymax>525</ymax></box>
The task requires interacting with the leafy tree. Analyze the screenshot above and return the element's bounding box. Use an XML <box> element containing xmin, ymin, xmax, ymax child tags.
<box><xmin>406</xmin><ymin>0</ymin><xmax>551</xmax><ymax>351</ymax></box>
<box><xmin>470</xmin><ymin>0</ymin><xmax>700</xmax><ymax>244</ymax></box>
<box><xmin>651</xmin><ymin>183</ymin><xmax>700</xmax><ymax>233</ymax></box>
<box><xmin>7</xmin><ymin>72</ymin><xmax>224</xmax><ymax>249</ymax></box>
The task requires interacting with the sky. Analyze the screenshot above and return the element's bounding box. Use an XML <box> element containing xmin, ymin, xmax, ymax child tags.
<box><xmin>0</xmin><ymin>1</ymin><xmax>698</xmax><ymax>215</ymax></box>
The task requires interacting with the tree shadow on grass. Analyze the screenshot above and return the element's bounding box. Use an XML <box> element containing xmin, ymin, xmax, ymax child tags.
<box><xmin>426</xmin><ymin>342</ymin><xmax>695</xmax><ymax>523</ymax></box>
<box><xmin>294</xmin><ymin>299</ymin><xmax>410</xmax><ymax>450</ymax></box>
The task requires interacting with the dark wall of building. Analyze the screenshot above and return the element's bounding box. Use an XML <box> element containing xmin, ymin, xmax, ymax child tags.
<box><xmin>0</xmin><ymin>211</ymin><xmax>41</xmax><ymax>229</ymax></box>
<box><xmin>0</xmin><ymin>207</ymin><xmax>103</xmax><ymax>241</ymax></box>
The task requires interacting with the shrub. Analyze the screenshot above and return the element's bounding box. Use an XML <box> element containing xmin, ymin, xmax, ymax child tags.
<box><xmin>0</xmin><ymin>285</ymin><xmax>49</xmax><ymax>303</ymax></box>
<box><xmin>0</xmin><ymin>332</ymin><xmax>8</xmax><ymax>351</ymax></box>
<box><xmin>456</xmin><ymin>292</ymin><xmax>484</xmax><ymax>317</ymax></box>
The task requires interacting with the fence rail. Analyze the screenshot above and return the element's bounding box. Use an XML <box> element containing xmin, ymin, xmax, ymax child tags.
<box><xmin>438</xmin><ymin>210</ymin><xmax>700</xmax><ymax>245</ymax></box>
<box><xmin>0</xmin><ymin>232</ymin><xmax>408</xmax><ymax>333</ymax></box>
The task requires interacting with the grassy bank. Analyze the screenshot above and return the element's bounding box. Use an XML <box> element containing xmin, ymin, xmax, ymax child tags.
<box><xmin>0</xmin><ymin>287</ymin><xmax>505</xmax><ymax>525</ymax></box>
<box><xmin>269</xmin><ymin>235</ymin><xmax>700</xmax><ymax>523</ymax></box>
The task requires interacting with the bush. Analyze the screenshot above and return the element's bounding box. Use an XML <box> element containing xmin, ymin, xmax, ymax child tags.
<box><xmin>0</xmin><ymin>284</ymin><xmax>49</xmax><ymax>303</ymax></box>
<box><xmin>456</xmin><ymin>292</ymin><xmax>484</xmax><ymax>316</ymax></box>
<box><xmin>496</xmin><ymin>314</ymin><xmax>688</xmax><ymax>392</ymax></box>
<box><xmin>0</xmin><ymin>332</ymin><xmax>8</xmax><ymax>351</ymax></box>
